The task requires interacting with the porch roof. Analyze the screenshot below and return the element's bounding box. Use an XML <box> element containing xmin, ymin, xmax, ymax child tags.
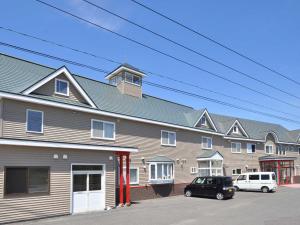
<box><xmin>197</xmin><ymin>150</ymin><xmax>223</xmax><ymax>161</ymax></box>
<box><xmin>259</xmin><ymin>155</ymin><xmax>297</xmax><ymax>161</ymax></box>
<box><xmin>146</xmin><ymin>155</ymin><xmax>174</xmax><ymax>163</ymax></box>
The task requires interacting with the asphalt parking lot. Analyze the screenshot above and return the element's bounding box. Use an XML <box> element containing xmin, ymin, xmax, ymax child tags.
<box><xmin>13</xmin><ymin>186</ymin><xmax>300</xmax><ymax>225</ymax></box>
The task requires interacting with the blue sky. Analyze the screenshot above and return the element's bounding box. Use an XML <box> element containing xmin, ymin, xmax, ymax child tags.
<box><xmin>1</xmin><ymin>0</ymin><xmax>300</xmax><ymax>129</ymax></box>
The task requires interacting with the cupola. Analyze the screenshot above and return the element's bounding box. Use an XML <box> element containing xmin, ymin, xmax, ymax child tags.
<box><xmin>105</xmin><ymin>64</ymin><xmax>146</xmax><ymax>98</ymax></box>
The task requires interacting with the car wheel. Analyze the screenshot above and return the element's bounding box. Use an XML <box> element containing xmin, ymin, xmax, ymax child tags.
<box><xmin>234</xmin><ymin>186</ymin><xmax>239</xmax><ymax>191</ymax></box>
<box><xmin>216</xmin><ymin>193</ymin><xmax>224</xmax><ymax>200</ymax></box>
<box><xmin>261</xmin><ymin>186</ymin><xmax>269</xmax><ymax>193</ymax></box>
<box><xmin>185</xmin><ymin>190</ymin><xmax>192</xmax><ymax>197</ymax></box>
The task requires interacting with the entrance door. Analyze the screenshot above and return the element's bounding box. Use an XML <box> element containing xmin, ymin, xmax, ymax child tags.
<box><xmin>72</xmin><ymin>165</ymin><xmax>105</xmax><ymax>214</ymax></box>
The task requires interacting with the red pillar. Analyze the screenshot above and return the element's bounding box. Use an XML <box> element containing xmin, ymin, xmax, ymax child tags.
<box><xmin>277</xmin><ymin>160</ymin><xmax>281</xmax><ymax>185</ymax></box>
<box><xmin>119</xmin><ymin>154</ymin><xmax>124</xmax><ymax>206</ymax></box>
<box><xmin>126</xmin><ymin>153</ymin><xmax>131</xmax><ymax>206</ymax></box>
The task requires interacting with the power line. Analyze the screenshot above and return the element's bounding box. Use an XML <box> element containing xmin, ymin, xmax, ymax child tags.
<box><xmin>1</xmin><ymin>26</ymin><xmax>299</xmax><ymax>119</ymax></box>
<box><xmin>81</xmin><ymin>0</ymin><xmax>300</xmax><ymax>101</ymax></box>
<box><xmin>1</xmin><ymin>41</ymin><xmax>300</xmax><ymax>125</ymax></box>
<box><xmin>32</xmin><ymin>0</ymin><xmax>300</xmax><ymax>110</ymax></box>
<box><xmin>130</xmin><ymin>0</ymin><xmax>300</xmax><ymax>87</ymax></box>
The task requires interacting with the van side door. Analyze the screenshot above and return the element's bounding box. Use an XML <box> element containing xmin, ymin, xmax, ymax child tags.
<box><xmin>204</xmin><ymin>177</ymin><xmax>217</xmax><ymax>197</ymax></box>
<box><xmin>248</xmin><ymin>174</ymin><xmax>260</xmax><ymax>190</ymax></box>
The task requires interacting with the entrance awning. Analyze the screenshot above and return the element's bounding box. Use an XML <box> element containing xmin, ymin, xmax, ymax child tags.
<box><xmin>197</xmin><ymin>150</ymin><xmax>223</xmax><ymax>161</ymax></box>
<box><xmin>259</xmin><ymin>155</ymin><xmax>297</xmax><ymax>161</ymax></box>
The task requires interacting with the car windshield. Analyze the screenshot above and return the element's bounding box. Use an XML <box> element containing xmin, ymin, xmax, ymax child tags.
<box><xmin>224</xmin><ymin>177</ymin><xmax>233</xmax><ymax>186</ymax></box>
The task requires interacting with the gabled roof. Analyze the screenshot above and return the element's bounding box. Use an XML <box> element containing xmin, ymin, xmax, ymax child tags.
<box><xmin>22</xmin><ymin>66</ymin><xmax>97</xmax><ymax>108</ymax></box>
<box><xmin>193</xmin><ymin>109</ymin><xmax>218</xmax><ymax>132</ymax></box>
<box><xmin>147</xmin><ymin>155</ymin><xmax>174</xmax><ymax>163</ymax></box>
<box><xmin>225</xmin><ymin>119</ymin><xmax>249</xmax><ymax>138</ymax></box>
<box><xmin>1</xmin><ymin>53</ymin><xmax>300</xmax><ymax>144</ymax></box>
<box><xmin>197</xmin><ymin>150</ymin><xmax>223</xmax><ymax>160</ymax></box>
<box><xmin>105</xmin><ymin>63</ymin><xmax>146</xmax><ymax>79</ymax></box>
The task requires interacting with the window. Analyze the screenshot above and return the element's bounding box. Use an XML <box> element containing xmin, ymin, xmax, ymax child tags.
<box><xmin>247</xmin><ymin>168</ymin><xmax>257</xmax><ymax>172</ymax></box>
<box><xmin>194</xmin><ymin>177</ymin><xmax>206</xmax><ymax>184</ymax></box>
<box><xmin>261</xmin><ymin>174</ymin><xmax>270</xmax><ymax>180</ymax></box>
<box><xmin>202</xmin><ymin>137</ymin><xmax>212</xmax><ymax>149</ymax></box>
<box><xmin>26</xmin><ymin>109</ymin><xmax>43</xmax><ymax>133</ymax></box>
<box><xmin>232</xmin><ymin>169</ymin><xmax>242</xmax><ymax>175</ymax></box>
<box><xmin>237</xmin><ymin>175</ymin><xmax>247</xmax><ymax>181</ymax></box>
<box><xmin>161</xmin><ymin>130</ymin><xmax>176</xmax><ymax>146</ymax></box>
<box><xmin>298</xmin><ymin>147</ymin><xmax>300</xmax><ymax>155</ymax></box>
<box><xmin>277</xmin><ymin>147</ymin><xmax>286</xmax><ymax>156</ymax></box>
<box><xmin>5</xmin><ymin>167</ymin><xmax>49</xmax><ymax>195</ymax></box>
<box><xmin>91</xmin><ymin>119</ymin><xmax>115</xmax><ymax>140</ymax></box>
<box><xmin>55</xmin><ymin>79</ymin><xmax>69</xmax><ymax>96</ymax></box>
<box><xmin>200</xmin><ymin>116</ymin><xmax>207</xmax><ymax>126</ymax></box>
<box><xmin>149</xmin><ymin>163</ymin><xmax>174</xmax><ymax>182</ymax></box>
<box><xmin>125</xmin><ymin>72</ymin><xmax>142</xmax><ymax>86</ymax></box>
<box><xmin>249</xmin><ymin>174</ymin><xmax>259</xmax><ymax>180</ymax></box>
<box><xmin>233</xmin><ymin>125</ymin><xmax>238</xmax><ymax>134</ymax></box>
<box><xmin>123</xmin><ymin>168</ymin><xmax>139</xmax><ymax>185</ymax></box>
<box><xmin>231</xmin><ymin>142</ymin><xmax>241</xmax><ymax>153</ymax></box>
<box><xmin>247</xmin><ymin>143</ymin><xmax>256</xmax><ymax>154</ymax></box>
<box><xmin>190</xmin><ymin>167</ymin><xmax>197</xmax><ymax>174</ymax></box>
<box><xmin>265</xmin><ymin>145</ymin><xmax>273</xmax><ymax>154</ymax></box>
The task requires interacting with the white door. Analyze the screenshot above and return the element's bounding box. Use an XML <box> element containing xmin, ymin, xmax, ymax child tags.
<box><xmin>72</xmin><ymin>167</ymin><xmax>105</xmax><ymax>214</ymax></box>
<box><xmin>248</xmin><ymin>174</ymin><xmax>261</xmax><ymax>190</ymax></box>
<box><xmin>236</xmin><ymin>174</ymin><xmax>249</xmax><ymax>189</ymax></box>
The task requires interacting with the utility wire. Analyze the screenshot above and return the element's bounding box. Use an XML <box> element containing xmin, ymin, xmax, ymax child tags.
<box><xmin>130</xmin><ymin>0</ymin><xmax>300</xmax><ymax>87</ymax></box>
<box><xmin>82</xmin><ymin>0</ymin><xmax>300</xmax><ymax>100</ymax></box>
<box><xmin>32</xmin><ymin>0</ymin><xmax>300</xmax><ymax>110</ymax></box>
<box><xmin>1</xmin><ymin>41</ymin><xmax>300</xmax><ymax>125</ymax></box>
<box><xmin>1</xmin><ymin>26</ymin><xmax>299</xmax><ymax>119</ymax></box>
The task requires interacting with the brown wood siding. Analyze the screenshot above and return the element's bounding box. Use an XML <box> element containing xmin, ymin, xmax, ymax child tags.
<box><xmin>34</xmin><ymin>74</ymin><xmax>87</xmax><ymax>104</ymax></box>
<box><xmin>0</xmin><ymin>145</ymin><xmax>115</xmax><ymax>224</ymax></box>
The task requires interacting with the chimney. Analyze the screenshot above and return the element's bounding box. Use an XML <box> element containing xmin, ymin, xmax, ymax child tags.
<box><xmin>105</xmin><ymin>64</ymin><xmax>146</xmax><ymax>98</ymax></box>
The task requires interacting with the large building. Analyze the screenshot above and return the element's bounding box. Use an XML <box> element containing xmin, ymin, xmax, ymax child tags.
<box><xmin>0</xmin><ymin>53</ymin><xmax>299</xmax><ymax>223</ymax></box>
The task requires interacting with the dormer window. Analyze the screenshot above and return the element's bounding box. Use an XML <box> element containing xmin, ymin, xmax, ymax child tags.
<box><xmin>233</xmin><ymin>125</ymin><xmax>238</xmax><ymax>134</ymax></box>
<box><xmin>55</xmin><ymin>79</ymin><xmax>69</xmax><ymax>96</ymax></box>
<box><xmin>200</xmin><ymin>117</ymin><xmax>207</xmax><ymax>126</ymax></box>
<box><xmin>125</xmin><ymin>72</ymin><xmax>142</xmax><ymax>86</ymax></box>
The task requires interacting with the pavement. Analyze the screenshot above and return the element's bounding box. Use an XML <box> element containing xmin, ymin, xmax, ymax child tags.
<box><xmin>12</xmin><ymin>186</ymin><xmax>300</xmax><ymax>225</ymax></box>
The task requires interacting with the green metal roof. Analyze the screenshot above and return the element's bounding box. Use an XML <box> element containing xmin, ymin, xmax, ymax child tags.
<box><xmin>147</xmin><ymin>156</ymin><xmax>174</xmax><ymax>163</ymax></box>
<box><xmin>1</xmin><ymin>53</ymin><xmax>300</xmax><ymax>144</ymax></box>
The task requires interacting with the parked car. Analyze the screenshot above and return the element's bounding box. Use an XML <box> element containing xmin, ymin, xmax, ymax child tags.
<box><xmin>233</xmin><ymin>172</ymin><xmax>277</xmax><ymax>193</ymax></box>
<box><xmin>184</xmin><ymin>176</ymin><xmax>235</xmax><ymax>200</ymax></box>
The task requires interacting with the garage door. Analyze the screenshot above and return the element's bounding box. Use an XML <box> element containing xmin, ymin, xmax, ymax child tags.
<box><xmin>72</xmin><ymin>165</ymin><xmax>105</xmax><ymax>214</ymax></box>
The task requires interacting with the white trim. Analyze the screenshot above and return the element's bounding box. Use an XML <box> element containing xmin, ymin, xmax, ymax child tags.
<box><xmin>26</xmin><ymin>109</ymin><xmax>44</xmax><ymax>134</ymax></box>
<box><xmin>231</xmin><ymin>142</ymin><xmax>242</xmax><ymax>154</ymax></box>
<box><xmin>226</xmin><ymin>120</ymin><xmax>249</xmax><ymax>138</ymax></box>
<box><xmin>148</xmin><ymin>162</ymin><xmax>174</xmax><ymax>182</ymax></box>
<box><xmin>161</xmin><ymin>130</ymin><xmax>176</xmax><ymax>147</ymax></box>
<box><xmin>22</xmin><ymin>67</ymin><xmax>97</xmax><ymax>108</ymax></box>
<box><xmin>193</xmin><ymin>109</ymin><xmax>218</xmax><ymax>132</ymax></box>
<box><xmin>122</xmin><ymin>167</ymin><xmax>139</xmax><ymax>185</ymax></box>
<box><xmin>91</xmin><ymin>119</ymin><xmax>116</xmax><ymax>141</ymax></box>
<box><xmin>55</xmin><ymin>78</ymin><xmax>69</xmax><ymax>96</ymax></box>
<box><xmin>105</xmin><ymin>66</ymin><xmax>146</xmax><ymax>80</ymax></box>
<box><xmin>202</xmin><ymin>136</ymin><xmax>212</xmax><ymax>150</ymax></box>
<box><xmin>246</xmin><ymin>143</ymin><xmax>256</xmax><ymax>154</ymax></box>
<box><xmin>190</xmin><ymin>167</ymin><xmax>197</xmax><ymax>174</ymax></box>
<box><xmin>223</xmin><ymin>136</ymin><xmax>264</xmax><ymax>142</ymax></box>
<box><xmin>0</xmin><ymin>138</ymin><xmax>138</xmax><ymax>153</ymax></box>
<box><xmin>265</xmin><ymin>132</ymin><xmax>279</xmax><ymax>143</ymax></box>
<box><xmin>71</xmin><ymin>163</ymin><xmax>106</xmax><ymax>214</ymax></box>
<box><xmin>0</xmin><ymin>92</ymin><xmax>225</xmax><ymax>137</ymax></box>
<box><xmin>265</xmin><ymin>144</ymin><xmax>274</xmax><ymax>154</ymax></box>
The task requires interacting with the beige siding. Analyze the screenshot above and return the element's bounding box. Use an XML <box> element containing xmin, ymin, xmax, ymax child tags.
<box><xmin>0</xmin><ymin>99</ymin><xmax>3</xmax><ymax>137</ymax></box>
<box><xmin>0</xmin><ymin>146</ymin><xmax>115</xmax><ymax>224</ymax></box>
<box><xmin>117</xmin><ymin>81</ymin><xmax>142</xmax><ymax>98</ymax></box>
<box><xmin>34</xmin><ymin>74</ymin><xmax>87</xmax><ymax>104</ymax></box>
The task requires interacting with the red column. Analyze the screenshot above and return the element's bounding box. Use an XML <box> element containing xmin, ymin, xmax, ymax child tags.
<box><xmin>119</xmin><ymin>154</ymin><xmax>124</xmax><ymax>206</ymax></box>
<box><xmin>277</xmin><ymin>160</ymin><xmax>281</xmax><ymax>185</ymax></box>
<box><xmin>126</xmin><ymin>153</ymin><xmax>131</xmax><ymax>206</ymax></box>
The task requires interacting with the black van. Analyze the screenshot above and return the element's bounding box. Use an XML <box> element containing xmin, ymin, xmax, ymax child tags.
<box><xmin>184</xmin><ymin>176</ymin><xmax>235</xmax><ymax>200</ymax></box>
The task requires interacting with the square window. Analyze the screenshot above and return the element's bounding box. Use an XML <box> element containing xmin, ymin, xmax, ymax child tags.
<box><xmin>91</xmin><ymin>120</ymin><xmax>115</xmax><ymax>140</ymax></box>
<box><xmin>161</xmin><ymin>131</ymin><xmax>176</xmax><ymax>146</ymax></box>
<box><xmin>123</xmin><ymin>168</ymin><xmax>139</xmax><ymax>185</ymax></box>
<box><xmin>247</xmin><ymin>143</ymin><xmax>256</xmax><ymax>154</ymax></box>
<box><xmin>26</xmin><ymin>109</ymin><xmax>43</xmax><ymax>133</ymax></box>
<box><xmin>55</xmin><ymin>79</ymin><xmax>69</xmax><ymax>96</ymax></box>
<box><xmin>265</xmin><ymin>145</ymin><xmax>273</xmax><ymax>154</ymax></box>
<box><xmin>232</xmin><ymin>168</ymin><xmax>242</xmax><ymax>175</ymax></box>
<box><xmin>149</xmin><ymin>163</ymin><xmax>174</xmax><ymax>182</ymax></box>
<box><xmin>231</xmin><ymin>142</ymin><xmax>241</xmax><ymax>153</ymax></box>
<box><xmin>202</xmin><ymin>137</ymin><xmax>212</xmax><ymax>149</ymax></box>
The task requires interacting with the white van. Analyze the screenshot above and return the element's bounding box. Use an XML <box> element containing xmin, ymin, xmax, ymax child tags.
<box><xmin>233</xmin><ymin>172</ymin><xmax>277</xmax><ymax>193</ymax></box>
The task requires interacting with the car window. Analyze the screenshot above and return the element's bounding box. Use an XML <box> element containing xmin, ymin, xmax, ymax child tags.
<box><xmin>237</xmin><ymin>175</ymin><xmax>246</xmax><ymax>181</ymax></box>
<box><xmin>249</xmin><ymin>175</ymin><xmax>259</xmax><ymax>180</ymax></box>
<box><xmin>261</xmin><ymin>174</ymin><xmax>270</xmax><ymax>180</ymax></box>
<box><xmin>224</xmin><ymin>177</ymin><xmax>233</xmax><ymax>186</ymax></box>
<box><xmin>272</xmin><ymin>174</ymin><xmax>276</xmax><ymax>180</ymax></box>
<box><xmin>194</xmin><ymin>177</ymin><xmax>206</xmax><ymax>184</ymax></box>
<box><xmin>206</xmin><ymin>178</ymin><xmax>216</xmax><ymax>185</ymax></box>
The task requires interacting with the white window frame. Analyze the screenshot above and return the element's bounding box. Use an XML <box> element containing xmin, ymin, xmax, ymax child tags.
<box><xmin>231</xmin><ymin>142</ymin><xmax>241</xmax><ymax>153</ymax></box>
<box><xmin>232</xmin><ymin>125</ymin><xmax>239</xmax><ymax>134</ymax></box>
<box><xmin>277</xmin><ymin>148</ymin><xmax>287</xmax><ymax>156</ymax></box>
<box><xmin>91</xmin><ymin>119</ymin><xmax>116</xmax><ymax>140</ymax></box>
<box><xmin>200</xmin><ymin>116</ymin><xmax>207</xmax><ymax>126</ymax></box>
<box><xmin>232</xmin><ymin>168</ymin><xmax>242</xmax><ymax>175</ymax></box>
<box><xmin>247</xmin><ymin>143</ymin><xmax>256</xmax><ymax>154</ymax></box>
<box><xmin>265</xmin><ymin>145</ymin><xmax>274</xmax><ymax>154</ymax></box>
<box><xmin>202</xmin><ymin>136</ymin><xmax>212</xmax><ymax>149</ymax></box>
<box><xmin>55</xmin><ymin>78</ymin><xmax>69</xmax><ymax>96</ymax></box>
<box><xmin>26</xmin><ymin>109</ymin><xmax>44</xmax><ymax>134</ymax></box>
<box><xmin>148</xmin><ymin>162</ymin><xmax>174</xmax><ymax>182</ymax></box>
<box><xmin>190</xmin><ymin>167</ymin><xmax>197</xmax><ymax>174</ymax></box>
<box><xmin>124</xmin><ymin>72</ymin><xmax>141</xmax><ymax>86</ymax></box>
<box><xmin>123</xmin><ymin>167</ymin><xmax>139</xmax><ymax>185</ymax></box>
<box><xmin>161</xmin><ymin>130</ymin><xmax>176</xmax><ymax>147</ymax></box>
